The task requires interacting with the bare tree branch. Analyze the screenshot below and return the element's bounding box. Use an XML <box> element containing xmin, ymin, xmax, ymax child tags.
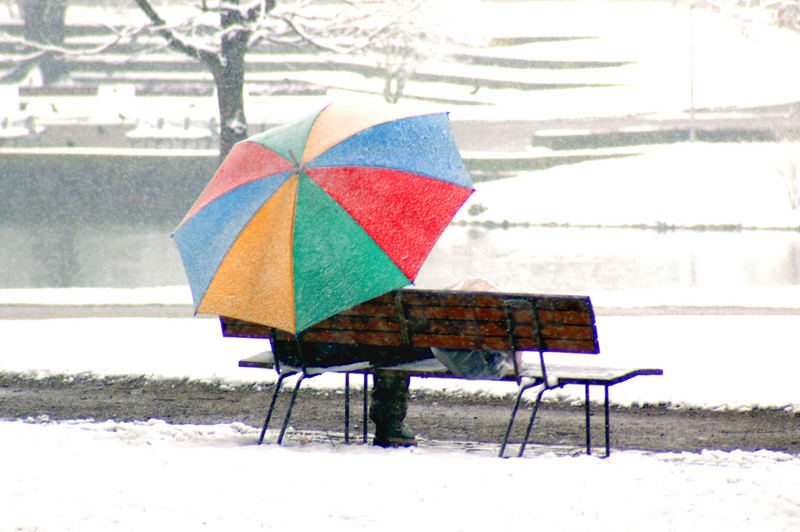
<box><xmin>0</xmin><ymin>25</ymin><xmax>137</xmax><ymax>57</ymax></box>
<box><xmin>132</xmin><ymin>0</ymin><xmax>221</xmax><ymax>68</ymax></box>
<box><xmin>267</xmin><ymin>0</ymin><xmax>428</xmax><ymax>55</ymax></box>
<box><xmin>199</xmin><ymin>0</ymin><xmax>276</xmax><ymax>23</ymax></box>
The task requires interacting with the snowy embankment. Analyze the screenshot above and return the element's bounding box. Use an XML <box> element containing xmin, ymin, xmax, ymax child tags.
<box><xmin>456</xmin><ymin>143</ymin><xmax>800</xmax><ymax>229</ymax></box>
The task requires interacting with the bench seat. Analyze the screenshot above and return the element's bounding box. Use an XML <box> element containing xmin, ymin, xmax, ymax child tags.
<box><xmin>237</xmin><ymin>349</ymin><xmax>662</xmax><ymax>456</ymax></box>
<box><xmin>239</xmin><ymin>351</ymin><xmax>660</xmax><ymax>386</ymax></box>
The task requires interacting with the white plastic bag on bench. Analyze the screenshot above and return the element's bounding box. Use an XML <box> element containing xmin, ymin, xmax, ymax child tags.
<box><xmin>431</xmin><ymin>347</ymin><xmax>516</xmax><ymax>379</ymax></box>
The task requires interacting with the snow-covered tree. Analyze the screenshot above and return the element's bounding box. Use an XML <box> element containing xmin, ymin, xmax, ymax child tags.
<box><xmin>129</xmin><ymin>0</ymin><xmax>445</xmax><ymax>158</ymax></box>
<box><xmin>10</xmin><ymin>0</ymin><xmax>69</xmax><ymax>84</ymax></box>
<box><xmin>1</xmin><ymin>0</ymin><xmax>466</xmax><ymax>158</ymax></box>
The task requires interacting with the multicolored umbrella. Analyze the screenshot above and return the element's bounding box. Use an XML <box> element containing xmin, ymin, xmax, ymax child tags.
<box><xmin>173</xmin><ymin>99</ymin><xmax>473</xmax><ymax>334</ymax></box>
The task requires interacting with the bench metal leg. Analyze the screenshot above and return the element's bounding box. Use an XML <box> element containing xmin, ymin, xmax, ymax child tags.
<box><xmin>260</xmin><ymin>371</ymin><xmax>367</xmax><ymax>447</ymax></box>
<box><xmin>604</xmin><ymin>385</ymin><xmax>611</xmax><ymax>458</ymax></box>
<box><xmin>585</xmin><ymin>384</ymin><xmax>592</xmax><ymax>455</ymax></box>
<box><xmin>499</xmin><ymin>388</ymin><xmax>525</xmax><ymax>458</ymax></box>
<box><xmin>363</xmin><ymin>373</ymin><xmax>369</xmax><ymax>444</ymax></box>
<box><xmin>277</xmin><ymin>375</ymin><xmax>306</xmax><ymax>445</ymax></box>
<box><xmin>258</xmin><ymin>372</ymin><xmax>296</xmax><ymax>445</ymax></box>
<box><xmin>585</xmin><ymin>384</ymin><xmax>611</xmax><ymax>458</ymax></box>
<box><xmin>585</xmin><ymin>384</ymin><xmax>612</xmax><ymax>457</ymax></box>
<box><xmin>345</xmin><ymin>373</ymin><xmax>351</xmax><ymax>443</ymax></box>
<box><xmin>499</xmin><ymin>381</ymin><xmax>542</xmax><ymax>458</ymax></box>
<box><xmin>344</xmin><ymin>373</ymin><xmax>370</xmax><ymax>444</ymax></box>
<box><xmin>517</xmin><ymin>387</ymin><xmax>546</xmax><ymax>458</ymax></box>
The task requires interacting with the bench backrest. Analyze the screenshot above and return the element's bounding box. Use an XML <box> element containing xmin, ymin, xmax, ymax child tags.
<box><xmin>221</xmin><ymin>288</ymin><xmax>599</xmax><ymax>355</ymax></box>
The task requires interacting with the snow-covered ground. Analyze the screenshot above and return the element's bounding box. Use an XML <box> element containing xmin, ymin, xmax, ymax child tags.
<box><xmin>2</xmin><ymin>418</ymin><xmax>799</xmax><ymax>532</ymax></box>
<box><xmin>3</xmin><ymin>2</ymin><xmax>800</xmax><ymax>530</ymax></box>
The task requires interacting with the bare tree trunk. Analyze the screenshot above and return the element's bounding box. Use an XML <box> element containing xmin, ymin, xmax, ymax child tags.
<box><xmin>213</xmin><ymin>67</ymin><xmax>247</xmax><ymax>161</ymax></box>
<box><xmin>383</xmin><ymin>66</ymin><xmax>412</xmax><ymax>104</ymax></box>
<box><xmin>18</xmin><ymin>0</ymin><xmax>68</xmax><ymax>85</ymax></box>
<box><xmin>213</xmin><ymin>9</ymin><xmax>251</xmax><ymax>160</ymax></box>
<box><xmin>133</xmin><ymin>0</ymin><xmax>276</xmax><ymax>160</ymax></box>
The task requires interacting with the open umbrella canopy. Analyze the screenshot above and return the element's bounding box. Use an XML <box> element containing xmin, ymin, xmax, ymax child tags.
<box><xmin>173</xmin><ymin>99</ymin><xmax>473</xmax><ymax>334</ymax></box>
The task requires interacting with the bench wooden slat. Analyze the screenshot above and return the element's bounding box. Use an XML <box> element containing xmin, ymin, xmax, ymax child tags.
<box><xmin>220</xmin><ymin>319</ymin><xmax>272</xmax><ymax>339</ymax></box>
<box><xmin>398</xmin><ymin>290</ymin><xmax>591</xmax><ymax>311</ymax></box>
<box><xmin>331</xmin><ymin>302</ymin><xmax>397</xmax><ymax>319</ymax></box>
<box><xmin>298</xmin><ymin>330</ymin><xmax>405</xmax><ymax>346</ymax></box>
<box><xmin>399</xmin><ymin>291</ymin><xmax>505</xmax><ymax>308</ymax></box>
<box><xmin>405</xmin><ymin>305</ymin><xmax>507</xmax><ymax>322</ymax></box>
<box><xmin>542</xmin><ymin>324</ymin><xmax>597</xmax><ymax>342</ymax></box>
<box><xmin>407</xmin><ymin>318</ymin><xmax>509</xmax><ymax>338</ymax></box>
<box><xmin>313</xmin><ymin>315</ymin><xmax>401</xmax><ymax>333</ymax></box>
<box><xmin>410</xmin><ymin>334</ymin><xmax>514</xmax><ymax>351</ymax></box>
<box><xmin>396</xmin><ymin>336</ymin><xmax>596</xmax><ymax>353</ymax></box>
<box><xmin>542</xmin><ymin>338</ymin><xmax>600</xmax><ymax>354</ymax></box>
<box><xmin>538</xmin><ymin>309</ymin><xmax>595</xmax><ymax>326</ymax></box>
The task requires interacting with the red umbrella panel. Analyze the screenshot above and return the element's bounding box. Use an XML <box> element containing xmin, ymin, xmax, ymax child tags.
<box><xmin>173</xmin><ymin>100</ymin><xmax>474</xmax><ymax>334</ymax></box>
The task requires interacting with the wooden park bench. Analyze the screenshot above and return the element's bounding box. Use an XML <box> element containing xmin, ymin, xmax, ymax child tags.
<box><xmin>222</xmin><ymin>288</ymin><xmax>662</xmax><ymax>457</ymax></box>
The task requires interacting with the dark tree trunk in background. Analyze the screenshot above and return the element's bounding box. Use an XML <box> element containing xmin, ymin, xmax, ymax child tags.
<box><xmin>18</xmin><ymin>0</ymin><xmax>69</xmax><ymax>85</ymax></box>
<box><xmin>212</xmin><ymin>7</ymin><xmax>251</xmax><ymax>160</ymax></box>
<box><xmin>133</xmin><ymin>0</ymin><xmax>276</xmax><ymax>160</ymax></box>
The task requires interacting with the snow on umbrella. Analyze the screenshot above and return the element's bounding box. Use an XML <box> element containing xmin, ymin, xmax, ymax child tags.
<box><xmin>173</xmin><ymin>99</ymin><xmax>474</xmax><ymax>334</ymax></box>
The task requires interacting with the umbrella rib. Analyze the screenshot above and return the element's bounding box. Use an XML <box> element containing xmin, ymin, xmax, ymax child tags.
<box><xmin>288</xmin><ymin>173</ymin><xmax>300</xmax><ymax>332</ymax></box>
<box><xmin>287</xmin><ymin>150</ymin><xmax>301</xmax><ymax>168</ymax></box>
